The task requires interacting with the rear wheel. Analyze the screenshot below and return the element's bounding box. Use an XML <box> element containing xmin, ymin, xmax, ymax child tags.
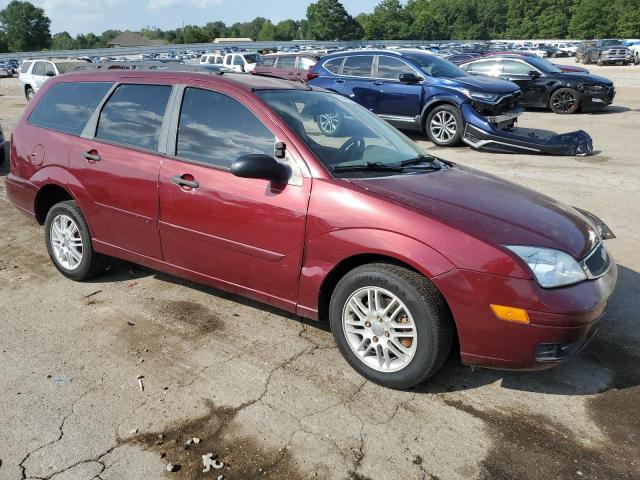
<box><xmin>44</xmin><ymin>200</ymin><xmax>110</xmax><ymax>281</ymax></box>
<box><xmin>549</xmin><ymin>88</ymin><xmax>580</xmax><ymax>114</ymax></box>
<box><xmin>426</xmin><ymin>104</ymin><xmax>462</xmax><ymax>147</ymax></box>
<box><xmin>316</xmin><ymin>110</ymin><xmax>343</xmax><ymax>137</ymax></box>
<box><xmin>329</xmin><ymin>263</ymin><xmax>454</xmax><ymax>389</ymax></box>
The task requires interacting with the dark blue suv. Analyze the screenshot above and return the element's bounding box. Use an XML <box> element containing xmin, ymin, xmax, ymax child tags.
<box><xmin>308</xmin><ymin>50</ymin><xmax>523</xmax><ymax>148</ymax></box>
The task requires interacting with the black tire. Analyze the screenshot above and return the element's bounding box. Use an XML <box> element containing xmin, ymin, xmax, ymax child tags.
<box><xmin>597</xmin><ymin>57</ymin><xmax>604</xmax><ymax>66</ymax></box>
<box><xmin>329</xmin><ymin>263</ymin><xmax>454</xmax><ymax>389</ymax></box>
<box><xmin>426</xmin><ymin>104</ymin><xmax>462</xmax><ymax>147</ymax></box>
<box><xmin>549</xmin><ymin>87</ymin><xmax>580</xmax><ymax>114</ymax></box>
<box><xmin>44</xmin><ymin>200</ymin><xmax>110</xmax><ymax>281</ymax></box>
<box><xmin>25</xmin><ymin>87</ymin><xmax>35</xmax><ymax>101</ymax></box>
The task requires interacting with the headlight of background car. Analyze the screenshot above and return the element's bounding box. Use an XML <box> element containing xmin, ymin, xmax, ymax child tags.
<box><xmin>459</xmin><ymin>89</ymin><xmax>501</xmax><ymax>103</ymax></box>
<box><xmin>504</xmin><ymin>245</ymin><xmax>587</xmax><ymax>288</ymax></box>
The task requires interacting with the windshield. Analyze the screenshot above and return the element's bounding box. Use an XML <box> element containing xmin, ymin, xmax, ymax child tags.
<box><xmin>256</xmin><ymin>90</ymin><xmax>438</xmax><ymax>177</ymax></box>
<box><xmin>244</xmin><ymin>54</ymin><xmax>259</xmax><ymax>64</ymax></box>
<box><xmin>403</xmin><ymin>53</ymin><xmax>468</xmax><ymax>78</ymax></box>
<box><xmin>523</xmin><ymin>56</ymin><xmax>562</xmax><ymax>74</ymax></box>
<box><xmin>601</xmin><ymin>40</ymin><xmax>623</xmax><ymax>47</ymax></box>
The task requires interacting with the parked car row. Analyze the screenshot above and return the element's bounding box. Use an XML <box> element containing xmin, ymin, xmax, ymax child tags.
<box><xmin>5</xmin><ymin>68</ymin><xmax>618</xmax><ymax>388</ymax></box>
<box><xmin>576</xmin><ymin>39</ymin><xmax>633</xmax><ymax>65</ymax></box>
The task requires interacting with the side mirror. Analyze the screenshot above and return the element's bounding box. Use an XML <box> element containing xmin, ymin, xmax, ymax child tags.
<box><xmin>529</xmin><ymin>70</ymin><xmax>541</xmax><ymax>78</ymax></box>
<box><xmin>399</xmin><ymin>72</ymin><xmax>422</xmax><ymax>83</ymax></box>
<box><xmin>45</xmin><ymin>71</ymin><xmax>55</xmax><ymax>77</ymax></box>
<box><xmin>231</xmin><ymin>154</ymin><xmax>289</xmax><ymax>183</ymax></box>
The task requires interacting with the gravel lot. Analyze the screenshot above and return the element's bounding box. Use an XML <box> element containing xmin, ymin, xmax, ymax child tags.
<box><xmin>1</xmin><ymin>60</ymin><xmax>639</xmax><ymax>480</ymax></box>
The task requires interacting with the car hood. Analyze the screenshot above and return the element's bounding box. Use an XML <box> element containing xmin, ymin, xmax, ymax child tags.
<box><xmin>437</xmin><ymin>75</ymin><xmax>519</xmax><ymax>94</ymax></box>
<box><xmin>558</xmin><ymin>65</ymin><xmax>589</xmax><ymax>73</ymax></box>
<box><xmin>562</xmin><ymin>73</ymin><xmax>613</xmax><ymax>85</ymax></box>
<box><xmin>349</xmin><ymin>165</ymin><xmax>596</xmax><ymax>260</ymax></box>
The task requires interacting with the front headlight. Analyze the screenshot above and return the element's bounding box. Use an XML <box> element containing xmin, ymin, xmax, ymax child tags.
<box><xmin>459</xmin><ymin>89</ymin><xmax>501</xmax><ymax>103</ymax></box>
<box><xmin>504</xmin><ymin>245</ymin><xmax>587</xmax><ymax>288</ymax></box>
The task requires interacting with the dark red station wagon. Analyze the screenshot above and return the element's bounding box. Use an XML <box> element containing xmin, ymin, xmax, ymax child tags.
<box><xmin>252</xmin><ymin>53</ymin><xmax>320</xmax><ymax>83</ymax></box>
<box><xmin>6</xmin><ymin>70</ymin><xmax>617</xmax><ymax>388</ymax></box>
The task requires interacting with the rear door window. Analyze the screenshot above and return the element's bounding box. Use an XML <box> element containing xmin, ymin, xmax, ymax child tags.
<box><xmin>28</xmin><ymin>82</ymin><xmax>113</xmax><ymax>135</ymax></box>
<box><xmin>277</xmin><ymin>56</ymin><xmax>296</xmax><ymax>68</ymax></box>
<box><xmin>260</xmin><ymin>57</ymin><xmax>276</xmax><ymax>66</ymax></box>
<box><xmin>32</xmin><ymin>62</ymin><xmax>46</xmax><ymax>76</ymax></box>
<box><xmin>323</xmin><ymin>57</ymin><xmax>344</xmax><ymax>74</ymax></box>
<box><xmin>342</xmin><ymin>56</ymin><xmax>374</xmax><ymax>77</ymax></box>
<box><xmin>96</xmin><ymin>84</ymin><xmax>172</xmax><ymax>150</ymax></box>
<box><xmin>176</xmin><ymin>87</ymin><xmax>275</xmax><ymax>168</ymax></box>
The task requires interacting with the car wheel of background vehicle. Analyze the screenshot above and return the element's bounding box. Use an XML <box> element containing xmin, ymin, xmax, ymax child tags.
<box><xmin>426</xmin><ymin>105</ymin><xmax>462</xmax><ymax>147</ymax></box>
<box><xmin>26</xmin><ymin>87</ymin><xmax>35</xmax><ymax>101</ymax></box>
<box><xmin>316</xmin><ymin>110</ymin><xmax>343</xmax><ymax>137</ymax></box>
<box><xmin>549</xmin><ymin>88</ymin><xmax>580</xmax><ymax>114</ymax></box>
<box><xmin>597</xmin><ymin>57</ymin><xmax>604</xmax><ymax>66</ymax></box>
<box><xmin>329</xmin><ymin>263</ymin><xmax>454</xmax><ymax>389</ymax></box>
<box><xmin>44</xmin><ymin>200</ymin><xmax>110</xmax><ymax>281</ymax></box>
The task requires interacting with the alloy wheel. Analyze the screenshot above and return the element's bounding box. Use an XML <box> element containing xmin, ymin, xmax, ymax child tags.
<box><xmin>317</xmin><ymin>111</ymin><xmax>340</xmax><ymax>135</ymax></box>
<box><xmin>552</xmin><ymin>91</ymin><xmax>578</xmax><ymax>113</ymax></box>
<box><xmin>429</xmin><ymin>111</ymin><xmax>457</xmax><ymax>143</ymax></box>
<box><xmin>342</xmin><ymin>286</ymin><xmax>418</xmax><ymax>373</ymax></box>
<box><xmin>50</xmin><ymin>214</ymin><xmax>83</xmax><ymax>270</ymax></box>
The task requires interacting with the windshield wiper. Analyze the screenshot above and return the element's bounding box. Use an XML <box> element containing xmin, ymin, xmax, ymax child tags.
<box><xmin>333</xmin><ymin>162</ymin><xmax>405</xmax><ymax>173</ymax></box>
<box><xmin>399</xmin><ymin>154</ymin><xmax>441</xmax><ymax>167</ymax></box>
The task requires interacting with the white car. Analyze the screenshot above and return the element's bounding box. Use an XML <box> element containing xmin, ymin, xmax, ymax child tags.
<box><xmin>553</xmin><ymin>42</ymin><xmax>578</xmax><ymax>56</ymax></box>
<box><xmin>200</xmin><ymin>53</ymin><xmax>224</xmax><ymax>65</ymax></box>
<box><xmin>222</xmin><ymin>52</ymin><xmax>260</xmax><ymax>73</ymax></box>
<box><xmin>19</xmin><ymin>58</ymin><xmax>88</xmax><ymax>101</ymax></box>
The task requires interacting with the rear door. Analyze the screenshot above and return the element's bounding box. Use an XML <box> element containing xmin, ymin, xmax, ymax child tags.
<box><xmin>275</xmin><ymin>55</ymin><xmax>297</xmax><ymax>81</ymax></box>
<box><xmin>69</xmin><ymin>81</ymin><xmax>174</xmax><ymax>259</ymax></box>
<box><xmin>333</xmin><ymin>55</ymin><xmax>375</xmax><ymax>110</ymax></box>
<box><xmin>157</xmin><ymin>83</ymin><xmax>310</xmax><ymax>309</ymax></box>
<box><xmin>370</xmin><ymin>55</ymin><xmax>423</xmax><ymax>124</ymax></box>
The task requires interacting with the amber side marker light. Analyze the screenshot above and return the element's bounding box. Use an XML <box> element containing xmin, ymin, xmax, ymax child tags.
<box><xmin>490</xmin><ymin>304</ymin><xmax>530</xmax><ymax>324</ymax></box>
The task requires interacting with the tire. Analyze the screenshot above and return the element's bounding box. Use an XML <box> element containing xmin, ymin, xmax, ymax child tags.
<box><xmin>597</xmin><ymin>57</ymin><xmax>604</xmax><ymax>66</ymax></box>
<box><xmin>316</xmin><ymin>110</ymin><xmax>343</xmax><ymax>137</ymax></box>
<box><xmin>426</xmin><ymin>104</ymin><xmax>462</xmax><ymax>147</ymax></box>
<box><xmin>44</xmin><ymin>200</ymin><xmax>110</xmax><ymax>281</ymax></box>
<box><xmin>25</xmin><ymin>87</ymin><xmax>35</xmax><ymax>101</ymax></box>
<box><xmin>549</xmin><ymin>87</ymin><xmax>580</xmax><ymax>114</ymax></box>
<box><xmin>329</xmin><ymin>263</ymin><xmax>454</xmax><ymax>389</ymax></box>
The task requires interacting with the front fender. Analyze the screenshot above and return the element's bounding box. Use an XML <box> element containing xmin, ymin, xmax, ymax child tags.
<box><xmin>296</xmin><ymin>227</ymin><xmax>456</xmax><ymax>318</ymax></box>
<box><xmin>419</xmin><ymin>93</ymin><xmax>465</xmax><ymax>125</ymax></box>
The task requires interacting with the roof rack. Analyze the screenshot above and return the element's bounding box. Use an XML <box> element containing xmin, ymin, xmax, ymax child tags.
<box><xmin>68</xmin><ymin>62</ymin><xmax>227</xmax><ymax>75</ymax></box>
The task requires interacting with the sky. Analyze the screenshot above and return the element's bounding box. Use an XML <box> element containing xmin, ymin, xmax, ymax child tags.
<box><xmin>0</xmin><ymin>0</ymin><xmax>383</xmax><ymax>35</ymax></box>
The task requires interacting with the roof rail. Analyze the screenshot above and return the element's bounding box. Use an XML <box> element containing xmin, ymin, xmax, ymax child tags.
<box><xmin>68</xmin><ymin>62</ymin><xmax>227</xmax><ymax>75</ymax></box>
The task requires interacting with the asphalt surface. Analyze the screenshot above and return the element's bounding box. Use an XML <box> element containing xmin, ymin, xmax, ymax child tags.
<box><xmin>0</xmin><ymin>59</ymin><xmax>639</xmax><ymax>480</ymax></box>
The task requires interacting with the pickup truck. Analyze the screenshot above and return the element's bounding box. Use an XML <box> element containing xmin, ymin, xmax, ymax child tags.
<box><xmin>576</xmin><ymin>39</ymin><xmax>632</xmax><ymax>65</ymax></box>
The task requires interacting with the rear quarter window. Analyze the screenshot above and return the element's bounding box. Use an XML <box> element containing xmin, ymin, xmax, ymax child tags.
<box><xmin>28</xmin><ymin>82</ymin><xmax>113</xmax><ymax>136</ymax></box>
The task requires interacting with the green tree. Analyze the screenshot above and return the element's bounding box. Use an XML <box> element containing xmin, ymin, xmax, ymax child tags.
<box><xmin>258</xmin><ymin>20</ymin><xmax>275</xmax><ymax>40</ymax></box>
<box><xmin>569</xmin><ymin>0</ymin><xmax>616</xmax><ymax>38</ymax></box>
<box><xmin>361</xmin><ymin>0</ymin><xmax>411</xmax><ymax>40</ymax></box>
<box><xmin>51</xmin><ymin>31</ymin><xmax>76</xmax><ymax>50</ymax></box>
<box><xmin>306</xmin><ymin>0</ymin><xmax>362</xmax><ymax>40</ymax></box>
<box><xmin>0</xmin><ymin>0</ymin><xmax>51</xmax><ymax>52</ymax></box>
<box><xmin>274</xmin><ymin>19</ymin><xmax>299</xmax><ymax>40</ymax></box>
<box><xmin>0</xmin><ymin>31</ymin><xmax>7</xmax><ymax>52</ymax></box>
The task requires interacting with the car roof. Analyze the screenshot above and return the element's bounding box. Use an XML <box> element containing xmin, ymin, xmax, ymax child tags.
<box><xmin>321</xmin><ymin>49</ymin><xmax>436</xmax><ymax>60</ymax></box>
<box><xmin>56</xmin><ymin>69</ymin><xmax>311</xmax><ymax>92</ymax></box>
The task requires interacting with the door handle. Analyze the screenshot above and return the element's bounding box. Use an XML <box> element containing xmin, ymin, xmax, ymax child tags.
<box><xmin>81</xmin><ymin>150</ymin><xmax>101</xmax><ymax>162</ymax></box>
<box><xmin>373</xmin><ymin>81</ymin><xmax>384</xmax><ymax>85</ymax></box>
<box><xmin>335</xmin><ymin>79</ymin><xmax>345</xmax><ymax>84</ymax></box>
<box><xmin>170</xmin><ymin>174</ymin><xmax>199</xmax><ymax>189</ymax></box>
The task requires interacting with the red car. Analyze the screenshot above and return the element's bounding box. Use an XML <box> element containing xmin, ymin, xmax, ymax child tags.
<box><xmin>6</xmin><ymin>70</ymin><xmax>617</xmax><ymax>388</ymax></box>
<box><xmin>252</xmin><ymin>53</ymin><xmax>319</xmax><ymax>82</ymax></box>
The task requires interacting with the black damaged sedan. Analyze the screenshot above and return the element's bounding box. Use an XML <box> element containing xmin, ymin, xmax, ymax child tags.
<box><xmin>460</xmin><ymin>54</ymin><xmax>615</xmax><ymax>114</ymax></box>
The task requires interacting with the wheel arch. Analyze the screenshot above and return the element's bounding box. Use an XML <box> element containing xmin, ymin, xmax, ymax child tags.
<box><xmin>34</xmin><ymin>183</ymin><xmax>75</xmax><ymax>225</ymax></box>
<box><xmin>419</xmin><ymin>98</ymin><xmax>462</xmax><ymax>132</ymax></box>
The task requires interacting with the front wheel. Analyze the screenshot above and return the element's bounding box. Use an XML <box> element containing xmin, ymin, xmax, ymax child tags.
<box><xmin>329</xmin><ymin>263</ymin><xmax>454</xmax><ymax>389</ymax></box>
<box><xmin>426</xmin><ymin>105</ymin><xmax>462</xmax><ymax>147</ymax></box>
<box><xmin>549</xmin><ymin>88</ymin><xmax>580</xmax><ymax>114</ymax></box>
<box><xmin>44</xmin><ymin>200</ymin><xmax>110</xmax><ymax>281</ymax></box>
<box><xmin>25</xmin><ymin>87</ymin><xmax>35</xmax><ymax>101</ymax></box>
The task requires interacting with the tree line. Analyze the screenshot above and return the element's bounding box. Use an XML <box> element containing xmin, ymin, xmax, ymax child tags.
<box><xmin>1</xmin><ymin>0</ymin><xmax>639</xmax><ymax>54</ymax></box>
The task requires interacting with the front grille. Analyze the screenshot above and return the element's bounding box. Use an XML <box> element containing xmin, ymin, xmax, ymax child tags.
<box><xmin>583</xmin><ymin>243</ymin><xmax>610</xmax><ymax>277</ymax></box>
<box><xmin>471</xmin><ymin>91</ymin><xmax>521</xmax><ymax>116</ymax></box>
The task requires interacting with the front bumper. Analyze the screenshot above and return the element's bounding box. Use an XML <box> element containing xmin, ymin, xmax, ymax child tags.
<box><xmin>461</xmin><ymin>103</ymin><xmax>593</xmax><ymax>155</ymax></box>
<box><xmin>580</xmin><ymin>88</ymin><xmax>616</xmax><ymax>112</ymax></box>
<box><xmin>432</xmin><ymin>253</ymin><xmax>617</xmax><ymax>370</ymax></box>
<box><xmin>600</xmin><ymin>54</ymin><xmax>631</xmax><ymax>63</ymax></box>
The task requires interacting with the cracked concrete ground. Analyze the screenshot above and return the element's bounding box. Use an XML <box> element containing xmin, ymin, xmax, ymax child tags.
<box><xmin>1</xmin><ymin>60</ymin><xmax>639</xmax><ymax>480</ymax></box>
